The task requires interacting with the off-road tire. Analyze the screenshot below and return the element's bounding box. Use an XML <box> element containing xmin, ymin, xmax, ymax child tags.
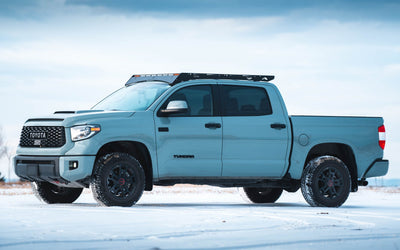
<box><xmin>301</xmin><ymin>156</ymin><xmax>351</xmax><ymax>207</ymax></box>
<box><xmin>31</xmin><ymin>182</ymin><xmax>83</xmax><ymax>204</ymax></box>
<box><xmin>91</xmin><ymin>153</ymin><xmax>145</xmax><ymax>207</ymax></box>
<box><xmin>243</xmin><ymin>187</ymin><xmax>283</xmax><ymax>203</ymax></box>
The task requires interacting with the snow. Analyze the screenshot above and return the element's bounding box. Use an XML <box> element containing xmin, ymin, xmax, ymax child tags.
<box><xmin>0</xmin><ymin>185</ymin><xmax>399</xmax><ymax>249</ymax></box>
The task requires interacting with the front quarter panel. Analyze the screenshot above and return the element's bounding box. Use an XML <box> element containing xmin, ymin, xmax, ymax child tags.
<box><xmin>66</xmin><ymin>111</ymin><xmax>158</xmax><ymax>175</ymax></box>
<box><xmin>16</xmin><ymin>111</ymin><xmax>158</xmax><ymax>182</ymax></box>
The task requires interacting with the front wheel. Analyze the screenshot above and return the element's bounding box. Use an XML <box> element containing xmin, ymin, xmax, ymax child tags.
<box><xmin>31</xmin><ymin>182</ymin><xmax>83</xmax><ymax>204</ymax></box>
<box><xmin>301</xmin><ymin>156</ymin><xmax>351</xmax><ymax>207</ymax></box>
<box><xmin>243</xmin><ymin>187</ymin><xmax>283</xmax><ymax>203</ymax></box>
<box><xmin>91</xmin><ymin>153</ymin><xmax>145</xmax><ymax>207</ymax></box>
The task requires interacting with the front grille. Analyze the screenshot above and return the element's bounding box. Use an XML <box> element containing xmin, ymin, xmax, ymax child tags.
<box><xmin>19</xmin><ymin>126</ymin><xmax>66</xmax><ymax>148</ymax></box>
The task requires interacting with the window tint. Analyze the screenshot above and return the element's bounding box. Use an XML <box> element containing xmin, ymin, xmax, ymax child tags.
<box><xmin>221</xmin><ymin>85</ymin><xmax>272</xmax><ymax>116</ymax></box>
<box><xmin>161</xmin><ymin>85</ymin><xmax>213</xmax><ymax>117</ymax></box>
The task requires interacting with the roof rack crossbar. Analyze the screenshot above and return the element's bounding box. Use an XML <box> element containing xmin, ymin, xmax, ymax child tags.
<box><xmin>125</xmin><ymin>73</ymin><xmax>274</xmax><ymax>86</ymax></box>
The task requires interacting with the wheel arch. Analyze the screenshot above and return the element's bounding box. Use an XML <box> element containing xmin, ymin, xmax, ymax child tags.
<box><xmin>95</xmin><ymin>141</ymin><xmax>153</xmax><ymax>191</ymax></box>
<box><xmin>304</xmin><ymin>143</ymin><xmax>358</xmax><ymax>191</ymax></box>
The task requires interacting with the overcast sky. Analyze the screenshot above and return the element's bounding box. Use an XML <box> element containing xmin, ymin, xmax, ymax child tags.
<box><xmin>0</xmin><ymin>0</ymin><xmax>399</xmax><ymax>179</ymax></box>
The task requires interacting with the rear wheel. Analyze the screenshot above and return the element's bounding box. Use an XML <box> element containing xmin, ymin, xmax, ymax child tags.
<box><xmin>32</xmin><ymin>182</ymin><xmax>83</xmax><ymax>204</ymax></box>
<box><xmin>91</xmin><ymin>153</ymin><xmax>145</xmax><ymax>207</ymax></box>
<box><xmin>301</xmin><ymin>156</ymin><xmax>351</xmax><ymax>207</ymax></box>
<box><xmin>243</xmin><ymin>187</ymin><xmax>283</xmax><ymax>203</ymax></box>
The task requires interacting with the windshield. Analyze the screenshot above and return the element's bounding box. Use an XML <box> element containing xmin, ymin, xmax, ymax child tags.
<box><xmin>92</xmin><ymin>82</ymin><xmax>170</xmax><ymax>111</ymax></box>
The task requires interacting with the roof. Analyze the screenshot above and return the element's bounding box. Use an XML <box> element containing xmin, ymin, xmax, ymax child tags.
<box><xmin>125</xmin><ymin>73</ymin><xmax>275</xmax><ymax>86</ymax></box>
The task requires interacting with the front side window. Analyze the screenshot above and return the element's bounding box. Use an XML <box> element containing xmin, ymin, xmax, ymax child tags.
<box><xmin>160</xmin><ymin>85</ymin><xmax>213</xmax><ymax>117</ymax></box>
<box><xmin>221</xmin><ymin>85</ymin><xmax>272</xmax><ymax>116</ymax></box>
<box><xmin>92</xmin><ymin>82</ymin><xmax>170</xmax><ymax>111</ymax></box>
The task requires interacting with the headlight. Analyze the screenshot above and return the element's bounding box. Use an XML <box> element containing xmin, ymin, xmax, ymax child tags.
<box><xmin>70</xmin><ymin>125</ymin><xmax>101</xmax><ymax>142</ymax></box>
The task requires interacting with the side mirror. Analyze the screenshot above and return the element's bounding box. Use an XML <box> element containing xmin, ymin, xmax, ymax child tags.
<box><xmin>159</xmin><ymin>100</ymin><xmax>189</xmax><ymax>117</ymax></box>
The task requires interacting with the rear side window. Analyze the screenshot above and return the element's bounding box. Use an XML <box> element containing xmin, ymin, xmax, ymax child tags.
<box><xmin>221</xmin><ymin>85</ymin><xmax>272</xmax><ymax>116</ymax></box>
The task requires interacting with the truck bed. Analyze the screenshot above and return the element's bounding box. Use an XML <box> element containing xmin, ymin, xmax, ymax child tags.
<box><xmin>287</xmin><ymin>115</ymin><xmax>384</xmax><ymax>180</ymax></box>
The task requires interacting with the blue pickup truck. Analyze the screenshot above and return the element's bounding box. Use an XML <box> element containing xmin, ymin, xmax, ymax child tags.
<box><xmin>14</xmin><ymin>73</ymin><xmax>388</xmax><ymax>207</ymax></box>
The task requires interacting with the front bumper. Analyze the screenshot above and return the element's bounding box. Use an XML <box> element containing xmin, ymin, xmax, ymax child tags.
<box><xmin>14</xmin><ymin>155</ymin><xmax>96</xmax><ymax>187</ymax></box>
<box><xmin>15</xmin><ymin>156</ymin><xmax>62</xmax><ymax>183</ymax></box>
<box><xmin>362</xmin><ymin>159</ymin><xmax>389</xmax><ymax>178</ymax></box>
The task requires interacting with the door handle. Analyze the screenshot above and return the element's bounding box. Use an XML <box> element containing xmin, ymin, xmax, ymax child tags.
<box><xmin>205</xmin><ymin>123</ymin><xmax>221</xmax><ymax>129</ymax></box>
<box><xmin>270</xmin><ymin>123</ymin><xmax>286</xmax><ymax>129</ymax></box>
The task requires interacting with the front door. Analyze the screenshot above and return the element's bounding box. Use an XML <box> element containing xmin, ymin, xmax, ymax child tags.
<box><xmin>154</xmin><ymin>84</ymin><xmax>222</xmax><ymax>178</ymax></box>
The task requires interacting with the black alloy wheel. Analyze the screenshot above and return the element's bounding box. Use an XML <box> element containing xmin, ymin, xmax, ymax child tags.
<box><xmin>316</xmin><ymin>166</ymin><xmax>345</xmax><ymax>199</ymax></box>
<box><xmin>301</xmin><ymin>156</ymin><xmax>351</xmax><ymax>207</ymax></box>
<box><xmin>91</xmin><ymin>152</ymin><xmax>145</xmax><ymax>207</ymax></box>
<box><xmin>107</xmin><ymin>164</ymin><xmax>137</xmax><ymax>198</ymax></box>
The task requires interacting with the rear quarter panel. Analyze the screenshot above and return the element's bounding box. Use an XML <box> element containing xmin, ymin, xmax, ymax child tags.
<box><xmin>288</xmin><ymin>116</ymin><xmax>384</xmax><ymax>179</ymax></box>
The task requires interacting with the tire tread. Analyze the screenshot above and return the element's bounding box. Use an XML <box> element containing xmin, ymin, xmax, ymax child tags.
<box><xmin>301</xmin><ymin>155</ymin><xmax>351</xmax><ymax>207</ymax></box>
<box><xmin>31</xmin><ymin>182</ymin><xmax>83</xmax><ymax>204</ymax></box>
<box><xmin>243</xmin><ymin>187</ymin><xmax>283</xmax><ymax>203</ymax></box>
<box><xmin>91</xmin><ymin>152</ymin><xmax>145</xmax><ymax>207</ymax></box>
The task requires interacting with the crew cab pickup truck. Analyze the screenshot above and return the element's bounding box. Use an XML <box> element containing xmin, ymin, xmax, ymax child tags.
<box><xmin>14</xmin><ymin>73</ymin><xmax>389</xmax><ymax>207</ymax></box>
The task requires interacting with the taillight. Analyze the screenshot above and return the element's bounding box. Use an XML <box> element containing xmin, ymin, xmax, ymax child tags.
<box><xmin>378</xmin><ymin>125</ymin><xmax>386</xmax><ymax>150</ymax></box>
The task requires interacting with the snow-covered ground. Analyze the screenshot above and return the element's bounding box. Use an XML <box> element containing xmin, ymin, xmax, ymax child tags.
<box><xmin>0</xmin><ymin>185</ymin><xmax>399</xmax><ymax>250</ymax></box>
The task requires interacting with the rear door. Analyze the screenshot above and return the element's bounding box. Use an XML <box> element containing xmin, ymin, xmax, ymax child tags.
<box><xmin>220</xmin><ymin>84</ymin><xmax>290</xmax><ymax>177</ymax></box>
<box><xmin>154</xmin><ymin>83</ymin><xmax>222</xmax><ymax>178</ymax></box>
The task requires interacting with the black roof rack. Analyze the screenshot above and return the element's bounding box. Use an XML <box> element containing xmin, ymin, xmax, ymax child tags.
<box><xmin>125</xmin><ymin>73</ymin><xmax>274</xmax><ymax>86</ymax></box>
